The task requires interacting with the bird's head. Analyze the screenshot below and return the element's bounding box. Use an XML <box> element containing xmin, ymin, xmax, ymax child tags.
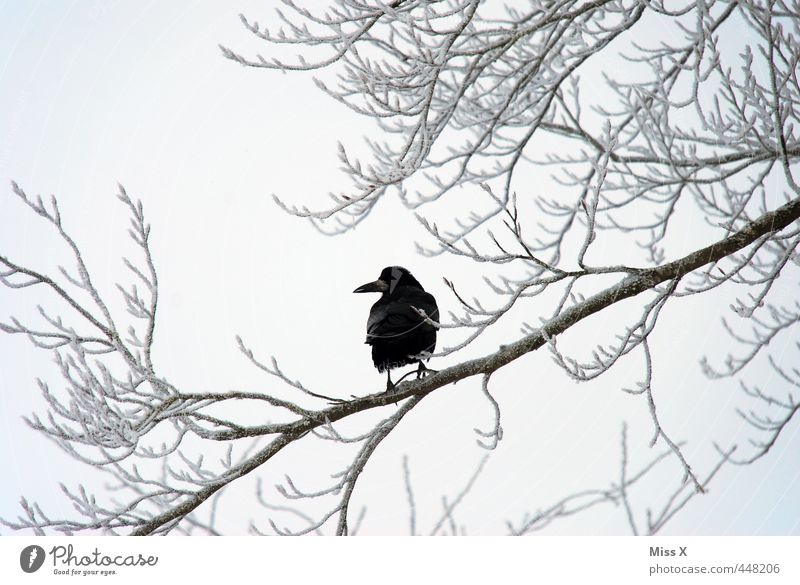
<box><xmin>353</xmin><ymin>266</ymin><xmax>423</xmax><ymax>296</ymax></box>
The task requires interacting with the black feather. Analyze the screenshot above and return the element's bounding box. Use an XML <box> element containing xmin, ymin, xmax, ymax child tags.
<box><xmin>355</xmin><ymin>267</ymin><xmax>439</xmax><ymax>373</ymax></box>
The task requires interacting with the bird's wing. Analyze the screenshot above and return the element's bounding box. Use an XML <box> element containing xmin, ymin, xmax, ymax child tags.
<box><xmin>366</xmin><ymin>289</ymin><xmax>439</xmax><ymax>342</ymax></box>
<box><xmin>366</xmin><ymin>303</ymin><xmax>419</xmax><ymax>340</ymax></box>
<box><xmin>411</xmin><ymin>290</ymin><xmax>439</xmax><ymax>322</ymax></box>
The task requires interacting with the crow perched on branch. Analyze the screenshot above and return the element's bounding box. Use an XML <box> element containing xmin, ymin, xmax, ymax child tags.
<box><xmin>353</xmin><ymin>266</ymin><xmax>439</xmax><ymax>390</ymax></box>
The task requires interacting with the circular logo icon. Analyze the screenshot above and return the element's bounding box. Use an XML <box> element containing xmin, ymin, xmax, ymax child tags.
<box><xmin>20</xmin><ymin>545</ymin><xmax>46</xmax><ymax>573</ymax></box>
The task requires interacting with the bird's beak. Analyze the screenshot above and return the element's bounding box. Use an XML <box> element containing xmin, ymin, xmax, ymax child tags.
<box><xmin>353</xmin><ymin>279</ymin><xmax>389</xmax><ymax>293</ymax></box>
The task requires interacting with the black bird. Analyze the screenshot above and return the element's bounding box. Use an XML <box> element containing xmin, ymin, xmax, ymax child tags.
<box><xmin>353</xmin><ymin>266</ymin><xmax>439</xmax><ymax>390</ymax></box>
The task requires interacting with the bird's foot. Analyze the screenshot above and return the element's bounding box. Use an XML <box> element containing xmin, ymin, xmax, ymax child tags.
<box><xmin>415</xmin><ymin>362</ymin><xmax>437</xmax><ymax>379</ymax></box>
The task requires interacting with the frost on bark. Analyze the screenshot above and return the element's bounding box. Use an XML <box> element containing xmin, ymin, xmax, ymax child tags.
<box><xmin>2</xmin><ymin>0</ymin><xmax>799</xmax><ymax>535</ymax></box>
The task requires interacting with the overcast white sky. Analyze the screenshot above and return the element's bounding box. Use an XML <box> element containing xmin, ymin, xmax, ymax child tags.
<box><xmin>1</xmin><ymin>1</ymin><xmax>799</xmax><ymax>535</ymax></box>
